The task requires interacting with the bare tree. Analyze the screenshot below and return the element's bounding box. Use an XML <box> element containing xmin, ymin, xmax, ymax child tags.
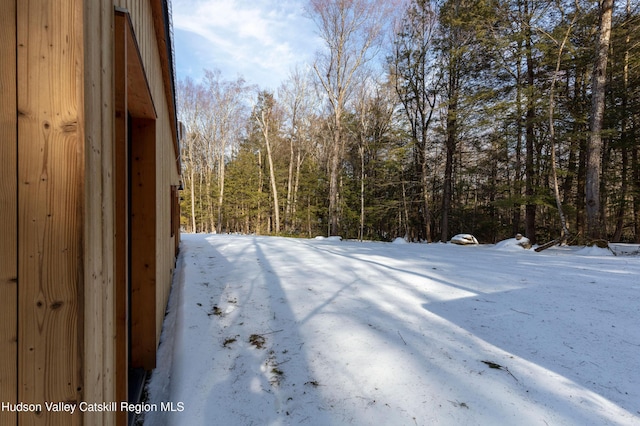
<box><xmin>253</xmin><ymin>91</ymin><xmax>282</xmax><ymax>234</ymax></box>
<box><xmin>352</xmin><ymin>77</ymin><xmax>395</xmax><ymax>241</ymax></box>
<box><xmin>177</xmin><ymin>77</ymin><xmax>207</xmax><ymax>232</ymax></box>
<box><xmin>308</xmin><ymin>0</ymin><xmax>397</xmax><ymax>236</ymax></box>
<box><xmin>391</xmin><ymin>0</ymin><xmax>439</xmax><ymax>242</ymax></box>
<box><xmin>177</xmin><ymin>71</ymin><xmax>253</xmax><ymax>233</ymax></box>
<box><xmin>354</xmin><ymin>80</ymin><xmax>373</xmax><ymax>242</ymax></box>
<box><xmin>586</xmin><ymin>0</ymin><xmax>615</xmax><ymax>241</ymax></box>
<box><xmin>279</xmin><ymin>67</ymin><xmax>317</xmax><ymax>233</ymax></box>
<box><xmin>203</xmin><ymin>70</ymin><xmax>252</xmax><ymax>233</ymax></box>
<box><xmin>535</xmin><ymin>0</ymin><xmax>579</xmax><ymax>252</ymax></box>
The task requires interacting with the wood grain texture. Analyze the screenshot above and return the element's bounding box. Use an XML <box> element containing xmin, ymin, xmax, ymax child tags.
<box><xmin>16</xmin><ymin>0</ymin><xmax>83</xmax><ymax>424</ymax></box>
<box><xmin>83</xmin><ymin>0</ymin><xmax>116</xmax><ymax>424</ymax></box>
<box><xmin>0</xmin><ymin>1</ymin><xmax>18</xmax><ymax>425</ymax></box>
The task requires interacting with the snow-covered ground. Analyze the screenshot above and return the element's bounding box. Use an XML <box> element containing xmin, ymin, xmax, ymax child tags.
<box><xmin>143</xmin><ymin>234</ymin><xmax>640</xmax><ymax>426</ymax></box>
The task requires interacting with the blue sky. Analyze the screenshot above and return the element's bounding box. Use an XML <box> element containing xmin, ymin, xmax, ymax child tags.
<box><xmin>172</xmin><ymin>0</ymin><xmax>322</xmax><ymax>90</ymax></box>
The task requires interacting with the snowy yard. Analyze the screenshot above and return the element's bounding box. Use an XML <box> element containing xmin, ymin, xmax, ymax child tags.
<box><xmin>143</xmin><ymin>234</ymin><xmax>640</xmax><ymax>425</ymax></box>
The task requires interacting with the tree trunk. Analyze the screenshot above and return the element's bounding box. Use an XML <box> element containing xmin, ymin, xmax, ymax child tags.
<box><xmin>293</xmin><ymin>150</ymin><xmax>303</xmax><ymax>228</ymax></box>
<box><xmin>257</xmin><ymin>150</ymin><xmax>263</xmax><ymax>234</ymax></box>
<box><xmin>328</xmin><ymin>119</ymin><xmax>342</xmax><ymax>236</ymax></box>
<box><xmin>562</xmin><ymin>131</ymin><xmax>579</xmax><ymax>207</ymax></box>
<box><xmin>513</xmin><ymin>57</ymin><xmax>523</xmax><ymax>236</ymax></box>
<box><xmin>524</xmin><ymin>0</ymin><xmax>537</xmax><ymax>244</ymax></box>
<box><xmin>586</xmin><ymin>0</ymin><xmax>614</xmax><ymax>241</ymax></box>
<box><xmin>633</xmin><ymin>145</ymin><xmax>640</xmax><ymax>243</ymax></box>
<box><xmin>401</xmin><ymin>175</ymin><xmax>410</xmax><ymax>239</ymax></box>
<box><xmin>613</xmin><ymin>146</ymin><xmax>628</xmax><ymax>241</ymax></box>
<box><xmin>189</xmin><ymin>166</ymin><xmax>196</xmax><ymax>233</ymax></box>
<box><xmin>198</xmin><ymin>169</ymin><xmax>204</xmax><ymax>232</ymax></box>
<box><xmin>547</xmin><ymin>5</ymin><xmax>578</xmax><ymax>242</ymax></box>
<box><xmin>207</xmin><ymin>169</ymin><xmax>214</xmax><ymax>233</ymax></box>
<box><xmin>285</xmin><ymin>136</ymin><xmax>295</xmax><ymax>232</ymax></box>
<box><xmin>420</xmin><ymin>141</ymin><xmax>432</xmax><ymax>242</ymax></box>
<box><xmin>217</xmin><ymin>156</ymin><xmax>225</xmax><ymax>234</ymax></box>
<box><xmin>261</xmin><ymin>110</ymin><xmax>280</xmax><ymax>235</ymax></box>
<box><xmin>442</xmin><ymin>63</ymin><xmax>458</xmax><ymax>243</ymax></box>
<box><xmin>613</xmin><ymin>0</ymin><xmax>631</xmax><ymax>242</ymax></box>
<box><xmin>360</xmin><ymin>144</ymin><xmax>365</xmax><ymax>241</ymax></box>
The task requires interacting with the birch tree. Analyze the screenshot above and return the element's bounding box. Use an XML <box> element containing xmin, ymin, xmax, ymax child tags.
<box><xmin>203</xmin><ymin>70</ymin><xmax>252</xmax><ymax>233</ymax></box>
<box><xmin>535</xmin><ymin>0</ymin><xmax>580</xmax><ymax>251</ymax></box>
<box><xmin>177</xmin><ymin>77</ymin><xmax>207</xmax><ymax>232</ymax></box>
<box><xmin>253</xmin><ymin>91</ymin><xmax>282</xmax><ymax>234</ymax></box>
<box><xmin>279</xmin><ymin>68</ymin><xmax>318</xmax><ymax>233</ymax></box>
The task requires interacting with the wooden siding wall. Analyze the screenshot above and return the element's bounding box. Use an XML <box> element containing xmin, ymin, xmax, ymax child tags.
<box><xmin>0</xmin><ymin>1</ymin><xmax>18</xmax><ymax>425</ymax></box>
<box><xmin>0</xmin><ymin>0</ymin><xmax>179</xmax><ymax>424</ymax></box>
<box><xmin>16</xmin><ymin>0</ymin><xmax>84</xmax><ymax>424</ymax></box>
<box><xmin>84</xmin><ymin>0</ymin><xmax>180</xmax><ymax>424</ymax></box>
<box><xmin>114</xmin><ymin>0</ymin><xmax>180</xmax><ymax>348</ymax></box>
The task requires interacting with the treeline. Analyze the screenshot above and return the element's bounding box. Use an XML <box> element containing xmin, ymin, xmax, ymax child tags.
<box><xmin>178</xmin><ymin>0</ymin><xmax>640</xmax><ymax>244</ymax></box>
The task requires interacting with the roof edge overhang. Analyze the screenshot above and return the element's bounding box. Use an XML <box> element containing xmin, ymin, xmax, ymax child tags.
<box><xmin>150</xmin><ymin>0</ymin><xmax>180</xmax><ymax>170</ymax></box>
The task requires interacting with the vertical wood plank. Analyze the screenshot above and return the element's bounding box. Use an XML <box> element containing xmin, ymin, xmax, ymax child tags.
<box><xmin>83</xmin><ymin>0</ymin><xmax>116</xmax><ymax>424</ymax></box>
<box><xmin>0</xmin><ymin>1</ymin><xmax>18</xmax><ymax>425</ymax></box>
<box><xmin>130</xmin><ymin>118</ymin><xmax>157</xmax><ymax>370</ymax></box>
<box><xmin>114</xmin><ymin>10</ymin><xmax>129</xmax><ymax>426</ymax></box>
<box><xmin>16</xmin><ymin>0</ymin><xmax>83</xmax><ymax>424</ymax></box>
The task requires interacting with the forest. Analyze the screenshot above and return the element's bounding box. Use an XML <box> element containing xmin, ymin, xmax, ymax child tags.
<box><xmin>177</xmin><ymin>0</ymin><xmax>640</xmax><ymax>245</ymax></box>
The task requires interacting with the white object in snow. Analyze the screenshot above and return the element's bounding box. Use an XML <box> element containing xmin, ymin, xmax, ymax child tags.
<box><xmin>495</xmin><ymin>234</ymin><xmax>532</xmax><ymax>250</ymax></box>
<box><xmin>450</xmin><ymin>234</ymin><xmax>479</xmax><ymax>245</ymax></box>
<box><xmin>513</xmin><ymin>233</ymin><xmax>532</xmax><ymax>249</ymax></box>
<box><xmin>314</xmin><ymin>235</ymin><xmax>343</xmax><ymax>241</ymax></box>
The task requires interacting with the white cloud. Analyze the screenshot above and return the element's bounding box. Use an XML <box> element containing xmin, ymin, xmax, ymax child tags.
<box><xmin>172</xmin><ymin>0</ymin><xmax>321</xmax><ymax>89</ymax></box>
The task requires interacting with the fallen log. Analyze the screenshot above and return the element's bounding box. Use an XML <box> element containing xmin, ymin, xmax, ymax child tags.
<box><xmin>534</xmin><ymin>234</ymin><xmax>570</xmax><ymax>252</ymax></box>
